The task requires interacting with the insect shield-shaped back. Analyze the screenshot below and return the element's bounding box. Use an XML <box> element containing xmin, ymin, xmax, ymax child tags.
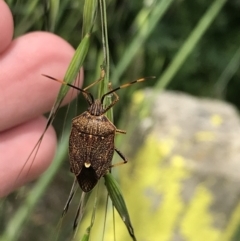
<box><xmin>42</xmin><ymin>73</ymin><xmax>155</xmax><ymax>193</ymax></box>
<box><xmin>69</xmin><ymin>99</ymin><xmax>116</xmax><ymax>192</ymax></box>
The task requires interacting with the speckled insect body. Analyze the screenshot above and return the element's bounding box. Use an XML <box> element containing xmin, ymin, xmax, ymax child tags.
<box><xmin>66</xmin><ymin>82</ymin><xmax>129</xmax><ymax>192</ymax></box>
<box><xmin>43</xmin><ymin>73</ymin><xmax>154</xmax><ymax>193</ymax></box>
<box><xmin>69</xmin><ymin>110</ymin><xmax>116</xmax><ymax>192</ymax></box>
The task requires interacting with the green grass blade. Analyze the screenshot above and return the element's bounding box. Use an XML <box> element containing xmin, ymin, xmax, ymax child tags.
<box><xmin>156</xmin><ymin>0</ymin><xmax>227</xmax><ymax>90</ymax></box>
<box><xmin>77</xmin><ymin>190</ymin><xmax>98</xmax><ymax>241</ymax></box>
<box><xmin>82</xmin><ymin>0</ymin><xmax>98</xmax><ymax>36</ymax></box>
<box><xmin>80</xmin><ymin>227</ymin><xmax>91</xmax><ymax>241</ymax></box>
<box><xmin>13</xmin><ymin>0</ymin><xmax>40</xmax><ymax>36</ymax></box>
<box><xmin>74</xmin><ymin>191</ymin><xmax>92</xmax><ymax>230</ymax></box>
<box><xmin>53</xmin><ymin>33</ymin><xmax>90</xmax><ymax>110</ymax></box>
<box><xmin>104</xmin><ymin>173</ymin><xmax>137</xmax><ymax>241</ymax></box>
<box><xmin>112</xmin><ymin>0</ymin><xmax>174</xmax><ymax>84</ymax></box>
<box><xmin>215</xmin><ymin>46</ymin><xmax>240</xmax><ymax>98</ymax></box>
<box><xmin>49</xmin><ymin>0</ymin><xmax>60</xmax><ymax>32</ymax></box>
<box><xmin>52</xmin><ymin>0</ymin><xmax>97</xmax><ymax>111</ymax></box>
<box><xmin>98</xmin><ymin>0</ymin><xmax>110</xmax><ymax>99</ymax></box>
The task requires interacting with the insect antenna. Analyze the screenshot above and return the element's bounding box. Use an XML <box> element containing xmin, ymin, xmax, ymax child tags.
<box><xmin>100</xmin><ymin>76</ymin><xmax>155</xmax><ymax>103</ymax></box>
<box><xmin>42</xmin><ymin>74</ymin><xmax>94</xmax><ymax>105</ymax></box>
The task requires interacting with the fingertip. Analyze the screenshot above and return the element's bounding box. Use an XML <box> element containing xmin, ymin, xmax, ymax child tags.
<box><xmin>0</xmin><ymin>0</ymin><xmax>14</xmax><ymax>52</ymax></box>
<box><xmin>0</xmin><ymin>31</ymin><xmax>82</xmax><ymax>131</ymax></box>
<box><xmin>0</xmin><ymin>116</ymin><xmax>57</xmax><ymax>197</ymax></box>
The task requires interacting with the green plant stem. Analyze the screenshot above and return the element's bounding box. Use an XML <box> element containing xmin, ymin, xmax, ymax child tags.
<box><xmin>156</xmin><ymin>0</ymin><xmax>227</xmax><ymax>90</ymax></box>
<box><xmin>215</xmin><ymin>46</ymin><xmax>240</xmax><ymax>98</ymax></box>
<box><xmin>112</xmin><ymin>0</ymin><xmax>174</xmax><ymax>84</ymax></box>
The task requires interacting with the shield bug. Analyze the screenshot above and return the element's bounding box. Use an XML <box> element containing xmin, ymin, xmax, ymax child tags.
<box><xmin>43</xmin><ymin>72</ymin><xmax>154</xmax><ymax>192</ymax></box>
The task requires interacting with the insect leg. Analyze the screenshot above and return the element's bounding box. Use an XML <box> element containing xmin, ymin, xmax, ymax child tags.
<box><xmin>99</xmin><ymin>80</ymin><xmax>119</xmax><ymax>113</ymax></box>
<box><xmin>110</xmin><ymin>148</ymin><xmax>128</xmax><ymax>168</ymax></box>
<box><xmin>73</xmin><ymin>192</ymin><xmax>87</xmax><ymax>231</ymax></box>
<box><xmin>116</xmin><ymin>129</ymin><xmax>126</xmax><ymax>134</ymax></box>
<box><xmin>62</xmin><ymin>178</ymin><xmax>78</xmax><ymax>216</ymax></box>
<box><xmin>73</xmin><ymin>203</ymin><xmax>81</xmax><ymax>230</ymax></box>
<box><xmin>83</xmin><ymin>66</ymin><xmax>105</xmax><ymax>91</ymax></box>
<box><xmin>102</xmin><ymin>88</ymin><xmax>119</xmax><ymax>113</ymax></box>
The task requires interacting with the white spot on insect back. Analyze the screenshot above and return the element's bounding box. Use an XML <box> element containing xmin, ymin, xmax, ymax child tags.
<box><xmin>85</xmin><ymin>162</ymin><xmax>91</xmax><ymax>168</ymax></box>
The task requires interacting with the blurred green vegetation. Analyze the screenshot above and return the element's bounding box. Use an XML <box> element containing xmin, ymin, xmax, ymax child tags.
<box><xmin>9</xmin><ymin>0</ymin><xmax>240</xmax><ymax>107</ymax></box>
<box><xmin>2</xmin><ymin>0</ymin><xmax>240</xmax><ymax>240</ymax></box>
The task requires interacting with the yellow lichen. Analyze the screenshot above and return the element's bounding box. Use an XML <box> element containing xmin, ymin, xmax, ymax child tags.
<box><xmin>195</xmin><ymin>131</ymin><xmax>215</xmax><ymax>142</ymax></box>
<box><xmin>220</xmin><ymin>201</ymin><xmax>240</xmax><ymax>241</ymax></box>
<box><xmin>171</xmin><ymin>155</ymin><xmax>186</xmax><ymax>168</ymax></box>
<box><xmin>132</xmin><ymin>91</ymin><xmax>145</xmax><ymax>105</ymax></box>
<box><xmin>180</xmin><ymin>185</ymin><xmax>221</xmax><ymax>241</ymax></box>
<box><xmin>210</xmin><ymin>114</ymin><xmax>223</xmax><ymax>127</ymax></box>
<box><xmin>118</xmin><ymin>134</ymin><xmax>191</xmax><ymax>241</ymax></box>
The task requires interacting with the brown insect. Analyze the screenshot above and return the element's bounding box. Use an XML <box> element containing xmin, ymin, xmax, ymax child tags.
<box><xmin>43</xmin><ymin>72</ymin><xmax>154</xmax><ymax>193</ymax></box>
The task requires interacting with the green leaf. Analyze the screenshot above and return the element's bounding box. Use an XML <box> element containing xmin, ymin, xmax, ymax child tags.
<box><xmin>53</xmin><ymin>33</ymin><xmax>90</xmax><ymax>110</ymax></box>
<box><xmin>104</xmin><ymin>173</ymin><xmax>137</xmax><ymax>241</ymax></box>
<box><xmin>156</xmin><ymin>0</ymin><xmax>227</xmax><ymax>90</ymax></box>
<box><xmin>80</xmin><ymin>227</ymin><xmax>90</xmax><ymax>241</ymax></box>
<box><xmin>83</xmin><ymin>0</ymin><xmax>98</xmax><ymax>36</ymax></box>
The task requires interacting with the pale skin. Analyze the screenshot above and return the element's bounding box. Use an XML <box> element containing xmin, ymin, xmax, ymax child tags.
<box><xmin>0</xmin><ymin>1</ymin><xmax>83</xmax><ymax>197</ymax></box>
